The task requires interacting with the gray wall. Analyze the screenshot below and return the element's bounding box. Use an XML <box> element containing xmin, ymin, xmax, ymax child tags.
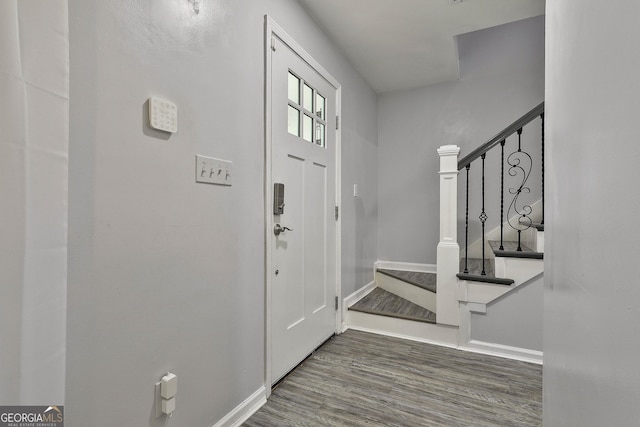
<box><xmin>471</xmin><ymin>276</ymin><xmax>543</xmax><ymax>351</ymax></box>
<box><xmin>544</xmin><ymin>1</ymin><xmax>640</xmax><ymax>425</ymax></box>
<box><xmin>377</xmin><ymin>16</ymin><xmax>544</xmax><ymax>264</ymax></box>
<box><xmin>66</xmin><ymin>0</ymin><xmax>377</xmax><ymax>425</ymax></box>
<box><xmin>0</xmin><ymin>0</ymin><xmax>68</xmax><ymax>405</ymax></box>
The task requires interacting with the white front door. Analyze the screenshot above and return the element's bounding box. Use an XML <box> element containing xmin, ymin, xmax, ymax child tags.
<box><xmin>269</xmin><ymin>34</ymin><xmax>338</xmax><ymax>384</ymax></box>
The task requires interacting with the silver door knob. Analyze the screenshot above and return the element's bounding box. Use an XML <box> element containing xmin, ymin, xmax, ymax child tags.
<box><xmin>274</xmin><ymin>224</ymin><xmax>293</xmax><ymax>236</ymax></box>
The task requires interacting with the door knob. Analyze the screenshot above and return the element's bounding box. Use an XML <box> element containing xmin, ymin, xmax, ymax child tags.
<box><xmin>274</xmin><ymin>224</ymin><xmax>293</xmax><ymax>236</ymax></box>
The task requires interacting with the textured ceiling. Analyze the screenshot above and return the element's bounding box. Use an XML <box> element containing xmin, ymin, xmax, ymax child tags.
<box><xmin>299</xmin><ymin>0</ymin><xmax>545</xmax><ymax>93</ymax></box>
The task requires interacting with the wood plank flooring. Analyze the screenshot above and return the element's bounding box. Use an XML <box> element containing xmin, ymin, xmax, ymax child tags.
<box><xmin>244</xmin><ymin>330</ymin><xmax>541</xmax><ymax>427</ymax></box>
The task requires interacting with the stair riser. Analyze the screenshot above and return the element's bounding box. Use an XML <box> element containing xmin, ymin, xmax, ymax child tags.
<box><xmin>376</xmin><ymin>272</ymin><xmax>437</xmax><ymax>313</ymax></box>
<box><xmin>345</xmin><ymin>310</ymin><xmax>459</xmax><ymax>347</ymax></box>
<box><xmin>536</xmin><ymin>230</ymin><xmax>544</xmax><ymax>252</ymax></box>
<box><xmin>460</xmin><ymin>258</ymin><xmax>543</xmax><ymax>312</ymax></box>
<box><xmin>522</xmin><ymin>226</ymin><xmax>544</xmax><ymax>254</ymax></box>
<box><xmin>494</xmin><ymin>257</ymin><xmax>543</xmax><ymax>284</ymax></box>
<box><xmin>459</xmin><ymin>281</ymin><xmax>514</xmax><ymax>309</ymax></box>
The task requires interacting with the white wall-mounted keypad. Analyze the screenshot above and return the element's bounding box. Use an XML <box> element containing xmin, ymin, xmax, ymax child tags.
<box><xmin>148</xmin><ymin>96</ymin><xmax>178</xmax><ymax>133</ymax></box>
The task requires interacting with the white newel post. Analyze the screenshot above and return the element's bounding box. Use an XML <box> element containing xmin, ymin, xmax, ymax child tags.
<box><xmin>436</xmin><ymin>145</ymin><xmax>461</xmax><ymax>326</ymax></box>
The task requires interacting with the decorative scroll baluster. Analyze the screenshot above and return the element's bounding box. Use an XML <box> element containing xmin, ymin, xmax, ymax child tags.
<box><xmin>507</xmin><ymin>127</ymin><xmax>533</xmax><ymax>252</ymax></box>
<box><xmin>480</xmin><ymin>153</ymin><xmax>487</xmax><ymax>275</ymax></box>
<box><xmin>464</xmin><ymin>164</ymin><xmax>470</xmax><ymax>274</ymax></box>
<box><xmin>541</xmin><ymin>112</ymin><xmax>545</xmax><ymax>225</ymax></box>
<box><xmin>517</xmin><ymin>128</ymin><xmax>522</xmax><ymax>250</ymax></box>
<box><xmin>500</xmin><ymin>140</ymin><xmax>505</xmax><ymax>250</ymax></box>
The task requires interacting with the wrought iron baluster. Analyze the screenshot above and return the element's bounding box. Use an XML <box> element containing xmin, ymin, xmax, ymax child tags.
<box><xmin>516</xmin><ymin>127</ymin><xmax>525</xmax><ymax>253</ymax></box>
<box><xmin>500</xmin><ymin>140</ymin><xmax>505</xmax><ymax>250</ymax></box>
<box><xmin>541</xmin><ymin>112</ymin><xmax>545</xmax><ymax>225</ymax></box>
<box><xmin>507</xmin><ymin>126</ymin><xmax>533</xmax><ymax>252</ymax></box>
<box><xmin>517</xmin><ymin>128</ymin><xmax>523</xmax><ymax>151</ymax></box>
<box><xmin>464</xmin><ymin>164</ymin><xmax>470</xmax><ymax>274</ymax></box>
<box><xmin>517</xmin><ymin>127</ymin><xmax>523</xmax><ymax>251</ymax></box>
<box><xmin>480</xmin><ymin>154</ymin><xmax>487</xmax><ymax>276</ymax></box>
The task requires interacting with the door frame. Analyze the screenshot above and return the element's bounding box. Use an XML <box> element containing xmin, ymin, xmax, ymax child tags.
<box><xmin>264</xmin><ymin>15</ymin><xmax>342</xmax><ymax>394</ymax></box>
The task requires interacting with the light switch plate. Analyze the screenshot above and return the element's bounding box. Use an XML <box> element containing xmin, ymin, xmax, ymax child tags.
<box><xmin>195</xmin><ymin>155</ymin><xmax>233</xmax><ymax>186</ymax></box>
<box><xmin>149</xmin><ymin>96</ymin><xmax>178</xmax><ymax>133</ymax></box>
<box><xmin>154</xmin><ymin>382</ymin><xmax>162</xmax><ymax>418</ymax></box>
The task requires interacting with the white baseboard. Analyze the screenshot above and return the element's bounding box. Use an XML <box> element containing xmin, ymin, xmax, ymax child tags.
<box><xmin>375</xmin><ymin>260</ymin><xmax>437</xmax><ymax>273</ymax></box>
<box><xmin>345</xmin><ymin>311</ymin><xmax>542</xmax><ymax>365</ymax></box>
<box><xmin>460</xmin><ymin>339</ymin><xmax>543</xmax><ymax>365</ymax></box>
<box><xmin>212</xmin><ymin>386</ymin><xmax>267</xmax><ymax>427</ymax></box>
<box><xmin>342</xmin><ymin>281</ymin><xmax>376</xmax><ymax>332</ymax></box>
<box><xmin>343</xmin><ymin>280</ymin><xmax>377</xmax><ymax>308</ymax></box>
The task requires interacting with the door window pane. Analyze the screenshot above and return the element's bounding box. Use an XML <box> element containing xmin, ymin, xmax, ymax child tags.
<box><xmin>287</xmin><ymin>71</ymin><xmax>327</xmax><ymax>149</ymax></box>
<box><xmin>288</xmin><ymin>72</ymin><xmax>300</xmax><ymax>104</ymax></box>
<box><xmin>303</xmin><ymin>84</ymin><xmax>314</xmax><ymax>112</ymax></box>
<box><xmin>316</xmin><ymin>93</ymin><xmax>325</xmax><ymax>119</ymax></box>
<box><xmin>288</xmin><ymin>105</ymin><xmax>300</xmax><ymax>136</ymax></box>
<box><xmin>303</xmin><ymin>114</ymin><xmax>313</xmax><ymax>142</ymax></box>
<box><xmin>315</xmin><ymin>122</ymin><xmax>325</xmax><ymax>147</ymax></box>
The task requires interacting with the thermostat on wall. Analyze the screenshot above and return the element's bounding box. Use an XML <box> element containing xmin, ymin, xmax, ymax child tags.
<box><xmin>148</xmin><ymin>96</ymin><xmax>178</xmax><ymax>133</ymax></box>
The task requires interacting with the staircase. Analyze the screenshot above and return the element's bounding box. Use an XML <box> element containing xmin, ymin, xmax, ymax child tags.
<box><xmin>349</xmin><ymin>269</ymin><xmax>436</xmax><ymax>322</ymax></box>
<box><xmin>344</xmin><ymin>103</ymin><xmax>545</xmax><ymax>362</ymax></box>
<box><xmin>458</xmin><ymin>231</ymin><xmax>544</xmax><ymax>315</ymax></box>
<box><xmin>346</xmin><ymin>222</ymin><xmax>544</xmax><ymax>352</ymax></box>
<box><xmin>345</xmin><ymin>266</ymin><xmax>459</xmax><ymax>345</ymax></box>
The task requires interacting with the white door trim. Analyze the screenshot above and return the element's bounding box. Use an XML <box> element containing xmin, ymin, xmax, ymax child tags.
<box><xmin>263</xmin><ymin>15</ymin><xmax>342</xmax><ymax>395</ymax></box>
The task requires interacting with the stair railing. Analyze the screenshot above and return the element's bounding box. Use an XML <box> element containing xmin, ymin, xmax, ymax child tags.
<box><xmin>458</xmin><ymin>102</ymin><xmax>544</xmax><ymax>271</ymax></box>
<box><xmin>436</xmin><ymin>102</ymin><xmax>544</xmax><ymax>325</ymax></box>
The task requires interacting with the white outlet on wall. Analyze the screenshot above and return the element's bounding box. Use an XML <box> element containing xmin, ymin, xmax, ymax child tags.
<box><xmin>195</xmin><ymin>155</ymin><xmax>233</xmax><ymax>186</ymax></box>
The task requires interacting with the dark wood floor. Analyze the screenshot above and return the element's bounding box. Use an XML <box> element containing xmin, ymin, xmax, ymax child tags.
<box><xmin>244</xmin><ymin>330</ymin><xmax>541</xmax><ymax>427</ymax></box>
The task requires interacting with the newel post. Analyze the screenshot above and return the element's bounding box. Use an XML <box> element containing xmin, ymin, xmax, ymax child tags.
<box><xmin>436</xmin><ymin>145</ymin><xmax>460</xmax><ymax>326</ymax></box>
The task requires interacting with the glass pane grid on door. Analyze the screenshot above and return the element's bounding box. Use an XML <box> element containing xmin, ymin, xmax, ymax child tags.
<box><xmin>287</xmin><ymin>70</ymin><xmax>327</xmax><ymax>148</ymax></box>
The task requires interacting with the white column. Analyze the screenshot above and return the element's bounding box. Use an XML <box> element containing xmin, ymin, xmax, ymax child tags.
<box><xmin>436</xmin><ymin>145</ymin><xmax>460</xmax><ymax>326</ymax></box>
